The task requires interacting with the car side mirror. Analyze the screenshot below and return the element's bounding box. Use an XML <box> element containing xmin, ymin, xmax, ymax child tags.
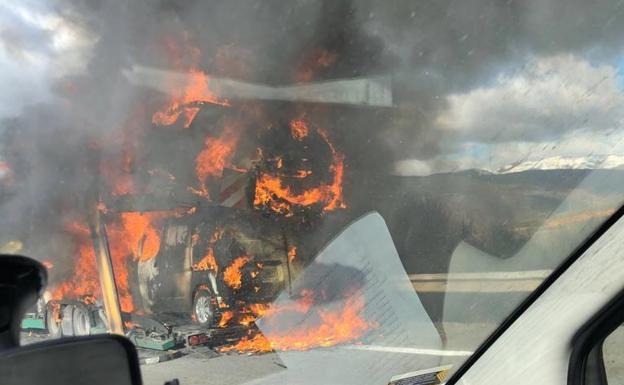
<box><xmin>0</xmin><ymin>334</ymin><xmax>142</xmax><ymax>385</ymax></box>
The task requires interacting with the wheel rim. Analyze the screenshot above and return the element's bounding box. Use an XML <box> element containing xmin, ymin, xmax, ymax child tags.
<box><xmin>195</xmin><ymin>296</ymin><xmax>212</xmax><ymax>324</ymax></box>
<box><xmin>47</xmin><ymin>309</ymin><xmax>61</xmax><ymax>337</ymax></box>
<box><xmin>73</xmin><ymin>308</ymin><xmax>91</xmax><ymax>336</ymax></box>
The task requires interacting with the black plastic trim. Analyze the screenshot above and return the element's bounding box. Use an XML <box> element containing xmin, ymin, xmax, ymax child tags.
<box><xmin>112</xmin><ymin>333</ymin><xmax>144</xmax><ymax>385</ymax></box>
<box><xmin>447</xmin><ymin>204</ymin><xmax>624</xmax><ymax>385</ymax></box>
<box><xmin>2</xmin><ymin>334</ymin><xmax>143</xmax><ymax>385</ymax></box>
<box><xmin>568</xmin><ymin>287</ymin><xmax>624</xmax><ymax>385</ymax></box>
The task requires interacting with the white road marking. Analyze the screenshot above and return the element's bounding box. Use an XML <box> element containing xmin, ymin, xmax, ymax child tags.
<box><xmin>342</xmin><ymin>344</ymin><xmax>473</xmax><ymax>357</ymax></box>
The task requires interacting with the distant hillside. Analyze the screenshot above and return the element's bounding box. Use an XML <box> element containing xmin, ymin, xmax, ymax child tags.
<box><xmin>348</xmin><ymin>169</ymin><xmax>624</xmax><ymax>274</ymax></box>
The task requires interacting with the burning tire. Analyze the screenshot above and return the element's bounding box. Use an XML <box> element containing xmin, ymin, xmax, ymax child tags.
<box><xmin>192</xmin><ymin>289</ymin><xmax>215</xmax><ymax>327</ymax></box>
<box><xmin>72</xmin><ymin>304</ymin><xmax>92</xmax><ymax>336</ymax></box>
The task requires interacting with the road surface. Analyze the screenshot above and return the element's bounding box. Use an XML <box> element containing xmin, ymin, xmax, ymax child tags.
<box><xmin>21</xmin><ymin>321</ymin><xmax>624</xmax><ymax>385</ymax></box>
<box><xmin>139</xmin><ymin>322</ymin><xmax>489</xmax><ymax>385</ymax></box>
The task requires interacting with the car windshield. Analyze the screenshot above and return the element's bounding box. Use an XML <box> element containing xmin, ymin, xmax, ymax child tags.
<box><xmin>3</xmin><ymin>1</ymin><xmax>624</xmax><ymax>384</ymax></box>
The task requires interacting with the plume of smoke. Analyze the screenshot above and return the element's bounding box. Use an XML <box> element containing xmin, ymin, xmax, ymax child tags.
<box><xmin>2</xmin><ymin>0</ymin><xmax>624</xmax><ymax>277</ymax></box>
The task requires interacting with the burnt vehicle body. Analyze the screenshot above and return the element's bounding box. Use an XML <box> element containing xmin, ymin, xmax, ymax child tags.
<box><xmin>134</xmin><ymin>207</ymin><xmax>299</xmax><ymax>327</ymax></box>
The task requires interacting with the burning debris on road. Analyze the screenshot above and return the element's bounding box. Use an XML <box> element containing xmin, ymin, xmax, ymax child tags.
<box><xmin>220</xmin><ymin>289</ymin><xmax>374</xmax><ymax>353</ymax></box>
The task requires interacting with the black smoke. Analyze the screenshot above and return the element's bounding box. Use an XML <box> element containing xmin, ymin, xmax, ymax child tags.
<box><xmin>2</xmin><ymin>0</ymin><xmax>624</xmax><ymax>279</ymax></box>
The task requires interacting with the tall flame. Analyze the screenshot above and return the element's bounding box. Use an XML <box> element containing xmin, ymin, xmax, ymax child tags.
<box><xmin>193</xmin><ymin>228</ymin><xmax>224</xmax><ymax>272</ymax></box>
<box><xmin>223</xmin><ymin>256</ymin><xmax>252</xmax><ymax>290</ymax></box>
<box><xmin>115</xmin><ymin>212</ymin><xmax>164</xmax><ymax>262</ymax></box>
<box><xmin>152</xmin><ymin>69</ymin><xmax>229</xmax><ymax>128</ymax></box>
<box><xmin>192</xmin><ymin>121</ymin><xmax>242</xmax><ymax>198</ymax></box>
<box><xmin>102</xmin><ymin>211</ymin><xmax>168</xmax><ymax>312</ymax></box>
<box><xmin>54</xmin><ymin>212</ymin><xmax>167</xmax><ymax>313</ymax></box>
<box><xmin>55</xmin><ymin>38</ymin><xmax>354</xmax><ymax>348</ymax></box>
<box><xmin>53</xmin><ymin>221</ymin><xmax>100</xmax><ymax>302</ymax></box>
<box><xmin>153</xmin><ymin>36</ymin><xmax>228</xmax><ymax>128</ymax></box>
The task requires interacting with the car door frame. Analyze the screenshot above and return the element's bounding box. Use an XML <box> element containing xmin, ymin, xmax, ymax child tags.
<box><xmin>447</xmin><ymin>204</ymin><xmax>624</xmax><ymax>385</ymax></box>
<box><xmin>568</xmin><ymin>287</ymin><xmax>624</xmax><ymax>385</ymax></box>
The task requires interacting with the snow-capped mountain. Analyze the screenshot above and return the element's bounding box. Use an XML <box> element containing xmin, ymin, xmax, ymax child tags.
<box><xmin>498</xmin><ymin>155</ymin><xmax>624</xmax><ymax>174</ymax></box>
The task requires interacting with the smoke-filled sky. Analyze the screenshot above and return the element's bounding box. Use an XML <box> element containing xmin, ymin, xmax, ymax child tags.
<box><xmin>2</xmin><ymin>0</ymin><xmax>624</xmax><ymax>177</ymax></box>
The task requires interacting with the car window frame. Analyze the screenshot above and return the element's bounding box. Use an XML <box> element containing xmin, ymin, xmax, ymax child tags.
<box><xmin>568</xmin><ymin>287</ymin><xmax>624</xmax><ymax>385</ymax></box>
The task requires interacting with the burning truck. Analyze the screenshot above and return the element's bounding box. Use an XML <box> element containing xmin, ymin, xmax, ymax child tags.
<box><xmin>26</xmin><ymin>63</ymin><xmax>394</xmax><ymax>351</ymax></box>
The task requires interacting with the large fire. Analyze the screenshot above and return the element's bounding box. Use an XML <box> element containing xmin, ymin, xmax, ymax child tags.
<box><xmin>54</xmin><ymin>211</ymin><xmax>167</xmax><ymax>313</ymax></box>
<box><xmin>53</xmin><ymin>221</ymin><xmax>100</xmax><ymax>302</ymax></box>
<box><xmin>105</xmin><ymin>211</ymin><xmax>168</xmax><ymax>312</ymax></box>
<box><xmin>53</xmin><ymin>32</ymin><xmax>359</xmax><ymax>353</ymax></box>
<box><xmin>111</xmin><ymin>212</ymin><xmax>165</xmax><ymax>262</ymax></box>
<box><xmin>253</xmin><ymin>122</ymin><xmax>346</xmax><ymax>216</ymax></box>
<box><xmin>221</xmin><ymin>290</ymin><xmax>374</xmax><ymax>353</ymax></box>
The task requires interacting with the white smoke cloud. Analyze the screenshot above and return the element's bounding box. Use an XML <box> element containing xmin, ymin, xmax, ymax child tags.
<box><xmin>0</xmin><ymin>1</ymin><xmax>95</xmax><ymax>117</ymax></box>
<box><xmin>395</xmin><ymin>54</ymin><xmax>624</xmax><ymax>175</ymax></box>
<box><xmin>435</xmin><ymin>54</ymin><xmax>624</xmax><ymax>142</ymax></box>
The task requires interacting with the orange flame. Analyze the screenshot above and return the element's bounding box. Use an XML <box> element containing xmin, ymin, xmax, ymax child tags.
<box><xmin>239</xmin><ymin>313</ymin><xmax>258</xmax><ymax>327</ymax></box>
<box><xmin>248</xmin><ymin>303</ymin><xmax>272</xmax><ymax>317</ymax></box>
<box><xmin>104</xmin><ymin>211</ymin><xmax>168</xmax><ymax>312</ymax></box>
<box><xmin>297</xmin><ymin>49</ymin><xmax>337</xmax><ymax>83</ymax></box>
<box><xmin>288</xmin><ymin>246</ymin><xmax>297</xmax><ymax>263</ymax></box>
<box><xmin>290</xmin><ymin>119</ymin><xmax>309</xmax><ymax>140</ymax></box>
<box><xmin>192</xmin><ymin>229</ymin><xmax>223</xmax><ymax>272</ymax></box>
<box><xmin>100</xmin><ymin>148</ymin><xmax>135</xmax><ymax>196</ymax></box>
<box><xmin>152</xmin><ymin>69</ymin><xmax>228</xmax><ymax>128</ymax></box>
<box><xmin>223</xmin><ymin>256</ymin><xmax>252</xmax><ymax>290</ymax></box>
<box><xmin>153</xmin><ymin>36</ymin><xmax>228</xmax><ymax>128</ymax></box>
<box><xmin>112</xmin><ymin>212</ymin><xmax>164</xmax><ymax>262</ymax></box>
<box><xmin>221</xmin><ymin>291</ymin><xmax>373</xmax><ymax>352</ymax></box>
<box><xmin>317</xmin><ymin>128</ymin><xmax>346</xmax><ymax>211</ymax></box>
<box><xmin>252</xmin><ymin>289</ymin><xmax>314</xmax><ymax>319</ymax></box>
<box><xmin>253</xmin><ymin>127</ymin><xmax>346</xmax><ymax>215</ymax></box>
<box><xmin>54</xmin><ymin>212</ymin><xmax>168</xmax><ymax>313</ymax></box>
<box><xmin>53</xmin><ymin>222</ymin><xmax>100</xmax><ymax>302</ymax></box>
<box><xmin>218</xmin><ymin>311</ymin><xmax>234</xmax><ymax>328</ymax></box>
<box><xmin>192</xmin><ymin>121</ymin><xmax>242</xmax><ymax>198</ymax></box>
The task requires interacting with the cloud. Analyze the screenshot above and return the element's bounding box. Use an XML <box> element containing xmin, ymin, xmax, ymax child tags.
<box><xmin>393</xmin><ymin>159</ymin><xmax>432</xmax><ymax>176</ymax></box>
<box><xmin>435</xmin><ymin>54</ymin><xmax>624</xmax><ymax>143</ymax></box>
<box><xmin>0</xmin><ymin>1</ymin><xmax>95</xmax><ymax>117</ymax></box>
<box><xmin>393</xmin><ymin>53</ymin><xmax>624</xmax><ymax>175</ymax></box>
<box><xmin>395</xmin><ymin>127</ymin><xmax>624</xmax><ymax>175</ymax></box>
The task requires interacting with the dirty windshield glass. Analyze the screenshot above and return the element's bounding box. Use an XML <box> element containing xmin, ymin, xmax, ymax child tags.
<box><xmin>3</xmin><ymin>1</ymin><xmax>624</xmax><ymax>384</ymax></box>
